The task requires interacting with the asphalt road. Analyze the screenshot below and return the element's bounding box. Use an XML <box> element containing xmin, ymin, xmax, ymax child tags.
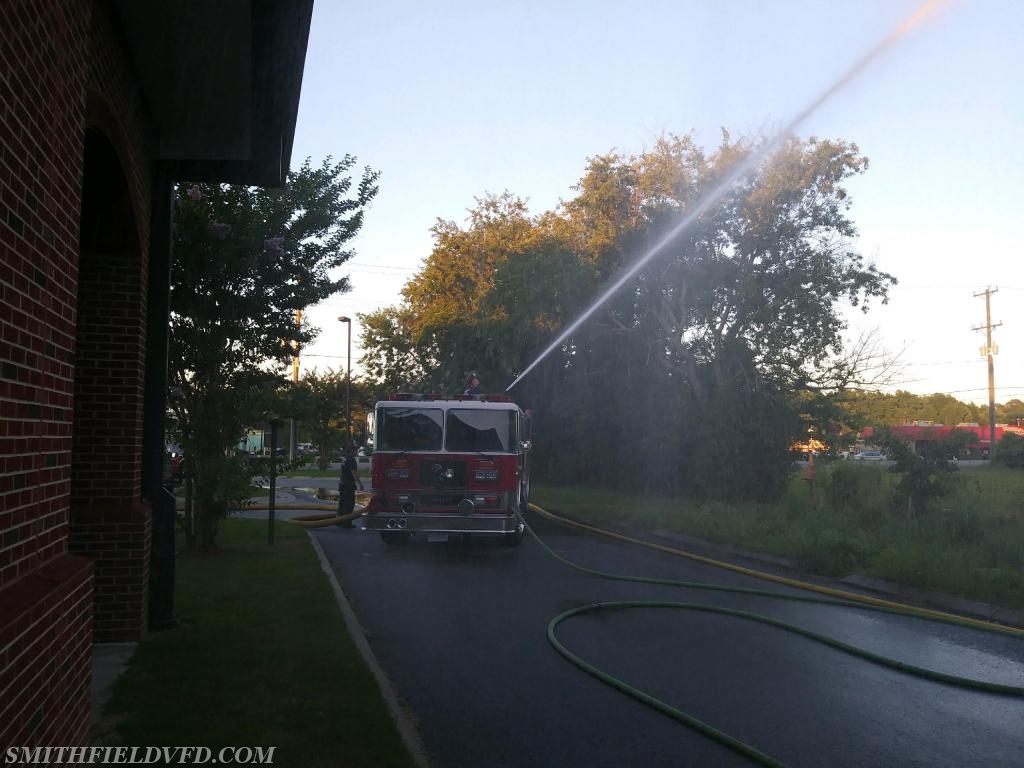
<box><xmin>312</xmin><ymin>511</ymin><xmax>1024</xmax><ymax>768</ymax></box>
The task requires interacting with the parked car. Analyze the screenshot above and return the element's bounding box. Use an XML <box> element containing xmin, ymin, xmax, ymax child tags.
<box><xmin>853</xmin><ymin>450</ymin><xmax>885</xmax><ymax>461</ymax></box>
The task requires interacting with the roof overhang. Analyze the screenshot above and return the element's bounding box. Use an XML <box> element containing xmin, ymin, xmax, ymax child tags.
<box><xmin>112</xmin><ymin>0</ymin><xmax>313</xmax><ymax>187</ymax></box>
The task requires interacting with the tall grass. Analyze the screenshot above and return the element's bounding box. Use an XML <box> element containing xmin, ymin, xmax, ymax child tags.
<box><xmin>534</xmin><ymin>463</ymin><xmax>1024</xmax><ymax>612</ymax></box>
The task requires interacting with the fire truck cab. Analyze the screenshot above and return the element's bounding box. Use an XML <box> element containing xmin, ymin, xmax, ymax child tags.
<box><xmin>364</xmin><ymin>393</ymin><xmax>531</xmax><ymax>546</ymax></box>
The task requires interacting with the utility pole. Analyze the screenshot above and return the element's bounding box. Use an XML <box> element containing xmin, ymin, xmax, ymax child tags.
<box><xmin>339</xmin><ymin>316</ymin><xmax>352</xmax><ymax>443</ymax></box>
<box><xmin>972</xmin><ymin>288</ymin><xmax>1002</xmax><ymax>459</ymax></box>
<box><xmin>290</xmin><ymin>308</ymin><xmax>302</xmax><ymax>462</ymax></box>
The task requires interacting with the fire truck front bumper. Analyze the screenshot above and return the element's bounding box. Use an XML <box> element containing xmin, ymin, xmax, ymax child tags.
<box><xmin>363</xmin><ymin>492</ymin><xmax>522</xmax><ymax>534</ymax></box>
<box><xmin>363</xmin><ymin>511</ymin><xmax>521</xmax><ymax>534</ymax></box>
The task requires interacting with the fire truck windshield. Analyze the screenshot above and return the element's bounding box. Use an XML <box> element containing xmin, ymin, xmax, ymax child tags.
<box><xmin>376</xmin><ymin>407</ymin><xmax>443</xmax><ymax>450</ymax></box>
<box><xmin>445</xmin><ymin>409</ymin><xmax>517</xmax><ymax>453</ymax></box>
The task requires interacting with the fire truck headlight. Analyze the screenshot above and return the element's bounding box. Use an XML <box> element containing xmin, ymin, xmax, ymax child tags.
<box><xmin>473</xmin><ymin>469</ymin><xmax>499</xmax><ymax>482</ymax></box>
<box><xmin>386</xmin><ymin>469</ymin><xmax>411</xmax><ymax>480</ymax></box>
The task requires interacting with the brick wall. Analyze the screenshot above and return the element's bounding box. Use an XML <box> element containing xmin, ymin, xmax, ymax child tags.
<box><xmin>68</xmin><ymin>223</ymin><xmax>153</xmax><ymax>639</ymax></box>
<box><xmin>1</xmin><ymin>0</ymin><xmax>156</xmax><ymax>753</ymax></box>
<box><xmin>68</xmin><ymin>218</ymin><xmax>152</xmax><ymax>642</ymax></box>
<box><xmin>64</xmin><ymin>1</ymin><xmax>156</xmax><ymax>644</ymax></box>
<box><xmin>0</xmin><ymin>0</ymin><xmax>88</xmax><ymax>589</ymax></box>
<box><xmin>67</xmin><ymin>503</ymin><xmax>150</xmax><ymax>643</ymax></box>
<box><xmin>0</xmin><ymin>0</ymin><xmax>96</xmax><ymax>754</ymax></box>
<box><xmin>0</xmin><ymin>555</ymin><xmax>94</xmax><ymax>751</ymax></box>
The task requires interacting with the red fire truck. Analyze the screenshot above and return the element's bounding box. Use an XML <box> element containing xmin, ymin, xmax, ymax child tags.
<box><xmin>363</xmin><ymin>393</ymin><xmax>532</xmax><ymax>545</ymax></box>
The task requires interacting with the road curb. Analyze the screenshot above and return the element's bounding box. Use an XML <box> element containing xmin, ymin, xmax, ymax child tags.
<box><xmin>647</xmin><ymin>528</ymin><xmax>1024</xmax><ymax>630</ymax></box>
<box><xmin>305</xmin><ymin>532</ymin><xmax>431</xmax><ymax>768</ymax></box>
<box><xmin>837</xmin><ymin>574</ymin><xmax>1024</xmax><ymax>629</ymax></box>
<box><xmin>650</xmin><ymin>529</ymin><xmax>800</xmax><ymax>572</ymax></box>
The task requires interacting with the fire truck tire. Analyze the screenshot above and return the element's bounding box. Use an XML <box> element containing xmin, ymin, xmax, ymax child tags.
<box><xmin>380</xmin><ymin>530</ymin><xmax>411</xmax><ymax>546</ymax></box>
<box><xmin>519</xmin><ymin>479</ymin><xmax>531</xmax><ymax>513</ymax></box>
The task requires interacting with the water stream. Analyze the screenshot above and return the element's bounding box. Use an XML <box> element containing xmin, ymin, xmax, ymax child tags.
<box><xmin>508</xmin><ymin>0</ymin><xmax>950</xmax><ymax>392</ymax></box>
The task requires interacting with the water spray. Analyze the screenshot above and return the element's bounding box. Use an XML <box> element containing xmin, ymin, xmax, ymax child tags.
<box><xmin>507</xmin><ymin>0</ymin><xmax>951</xmax><ymax>393</ymax></box>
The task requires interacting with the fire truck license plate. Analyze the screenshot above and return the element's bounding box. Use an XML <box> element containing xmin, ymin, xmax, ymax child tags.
<box><xmin>427</xmin><ymin>533</ymin><xmax>449</xmax><ymax>543</ymax></box>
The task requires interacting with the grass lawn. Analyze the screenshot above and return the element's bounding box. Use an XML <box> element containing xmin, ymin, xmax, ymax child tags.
<box><xmin>533</xmin><ymin>463</ymin><xmax>1024</xmax><ymax>613</ymax></box>
<box><xmin>96</xmin><ymin>518</ymin><xmax>413</xmax><ymax>768</ymax></box>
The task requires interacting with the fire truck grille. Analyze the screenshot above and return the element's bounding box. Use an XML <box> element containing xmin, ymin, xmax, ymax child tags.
<box><xmin>419</xmin><ymin>460</ymin><xmax>467</xmax><ymax>487</ymax></box>
<box><xmin>418</xmin><ymin>493</ymin><xmax>464</xmax><ymax>507</ymax></box>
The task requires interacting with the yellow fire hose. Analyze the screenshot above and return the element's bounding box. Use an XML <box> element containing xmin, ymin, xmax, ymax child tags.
<box><xmin>242</xmin><ymin>492</ymin><xmax>372</xmax><ymax>528</ymax></box>
<box><xmin>524</xmin><ymin>502</ymin><xmax>1023</xmax><ymax>767</ymax></box>
<box><xmin>528</xmin><ymin>503</ymin><xmax>1024</xmax><ymax>636</ymax></box>
<box><xmin>242</xmin><ymin>491</ymin><xmax>1020</xmax><ymax>765</ymax></box>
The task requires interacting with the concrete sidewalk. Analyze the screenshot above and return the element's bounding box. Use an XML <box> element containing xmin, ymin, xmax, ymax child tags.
<box><xmin>91</xmin><ymin>643</ymin><xmax>137</xmax><ymax>726</ymax></box>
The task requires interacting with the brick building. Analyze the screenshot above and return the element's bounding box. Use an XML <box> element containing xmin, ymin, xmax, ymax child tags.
<box><xmin>1</xmin><ymin>0</ymin><xmax>312</xmax><ymax>752</ymax></box>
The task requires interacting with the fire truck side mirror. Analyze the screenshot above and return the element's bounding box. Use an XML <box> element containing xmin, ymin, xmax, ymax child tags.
<box><xmin>520</xmin><ymin>440</ymin><xmax>532</xmax><ymax>451</ymax></box>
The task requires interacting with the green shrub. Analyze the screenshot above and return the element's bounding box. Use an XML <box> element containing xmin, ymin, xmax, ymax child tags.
<box><xmin>822</xmin><ymin>462</ymin><xmax>889</xmax><ymax>529</ymax></box>
<box><xmin>878</xmin><ymin>433</ymin><xmax>961</xmax><ymax>519</ymax></box>
<box><xmin>994</xmin><ymin>433</ymin><xmax>1024</xmax><ymax>468</ymax></box>
<box><xmin>872</xmin><ymin>542</ymin><xmax>1024</xmax><ymax>612</ymax></box>
<box><xmin>796</xmin><ymin>528</ymin><xmax>869</xmax><ymax>576</ymax></box>
<box><xmin>933</xmin><ymin>496</ymin><xmax>984</xmax><ymax>546</ymax></box>
<box><xmin>872</xmin><ymin>543</ymin><xmax>945</xmax><ymax>591</ymax></box>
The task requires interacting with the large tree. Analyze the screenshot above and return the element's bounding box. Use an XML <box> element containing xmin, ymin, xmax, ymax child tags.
<box><xmin>361</xmin><ymin>132</ymin><xmax>896</xmax><ymax>499</ymax></box>
<box><xmin>170</xmin><ymin>156</ymin><xmax>379</xmax><ymax>547</ymax></box>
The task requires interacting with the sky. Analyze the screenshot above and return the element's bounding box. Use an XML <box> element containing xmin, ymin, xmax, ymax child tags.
<box><xmin>291</xmin><ymin>0</ymin><xmax>1024</xmax><ymax>407</ymax></box>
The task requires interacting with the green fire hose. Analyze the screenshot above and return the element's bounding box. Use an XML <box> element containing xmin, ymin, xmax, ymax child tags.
<box><xmin>524</xmin><ymin>503</ymin><xmax>1023</xmax><ymax>768</ymax></box>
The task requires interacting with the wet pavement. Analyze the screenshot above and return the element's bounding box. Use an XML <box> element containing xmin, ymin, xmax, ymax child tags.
<box><xmin>312</xmin><ymin>510</ymin><xmax>1024</xmax><ymax>768</ymax></box>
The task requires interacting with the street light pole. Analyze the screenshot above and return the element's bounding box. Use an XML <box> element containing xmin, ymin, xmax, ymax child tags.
<box><xmin>338</xmin><ymin>316</ymin><xmax>352</xmax><ymax>442</ymax></box>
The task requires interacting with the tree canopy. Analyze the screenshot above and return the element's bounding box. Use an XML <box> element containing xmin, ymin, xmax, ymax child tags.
<box><xmin>170</xmin><ymin>156</ymin><xmax>379</xmax><ymax>547</ymax></box>
<box><xmin>360</xmin><ymin>132</ymin><xmax>896</xmax><ymax>499</ymax></box>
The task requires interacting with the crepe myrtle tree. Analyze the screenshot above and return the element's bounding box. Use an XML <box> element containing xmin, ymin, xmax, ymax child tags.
<box><xmin>169</xmin><ymin>156</ymin><xmax>379</xmax><ymax>549</ymax></box>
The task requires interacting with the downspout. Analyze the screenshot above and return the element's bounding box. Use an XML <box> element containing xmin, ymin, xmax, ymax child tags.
<box><xmin>142</xmin><ymin>164</ymin><xmax>176</xmax><ymax>630</ymax></box>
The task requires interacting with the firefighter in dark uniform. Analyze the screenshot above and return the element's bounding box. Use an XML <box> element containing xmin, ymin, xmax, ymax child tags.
<box><xmin>338</xmin><ymin>441</ymin><xmax>363</xmax><ymax>527</ymax></box>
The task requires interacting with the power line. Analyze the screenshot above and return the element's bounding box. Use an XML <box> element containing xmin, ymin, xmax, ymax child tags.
<box><xmin>301</xmin><ymin>352</ymin><xmax>364</xmax><ymax>359</ymax></box>
<box><xmin>939</xmin><ymin>386</ymin><xmax>1024</xmax><ymax>395</ymax></box>
<box><xmin>345</xmin><ymin>267</ymin><xmax>416</xmax><ymax>276</ymax></box>
<box><xmin>347</xmin><ymin>261</ymin><xmax>416</xmax><ymax>271</ymax></box>
<box><xmin>842</xmin><ymin>386</ymin><xmax>1024</xmax><ymax>397</ymax></box>
<box><xmin>905</xmin><ymin>362</ymin><xmax>974</xmax><ymax>368</ymax></box>
<box><xmin>312</xmin><ymin>297</ymin><xmax>393</xmax><ymax>308</ymax></box>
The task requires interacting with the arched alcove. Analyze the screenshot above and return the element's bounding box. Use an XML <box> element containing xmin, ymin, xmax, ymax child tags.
<box><xmin>71</xmin><ymin>126</ymin><xmax>152</xmax><ymax>639</ymax></box>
